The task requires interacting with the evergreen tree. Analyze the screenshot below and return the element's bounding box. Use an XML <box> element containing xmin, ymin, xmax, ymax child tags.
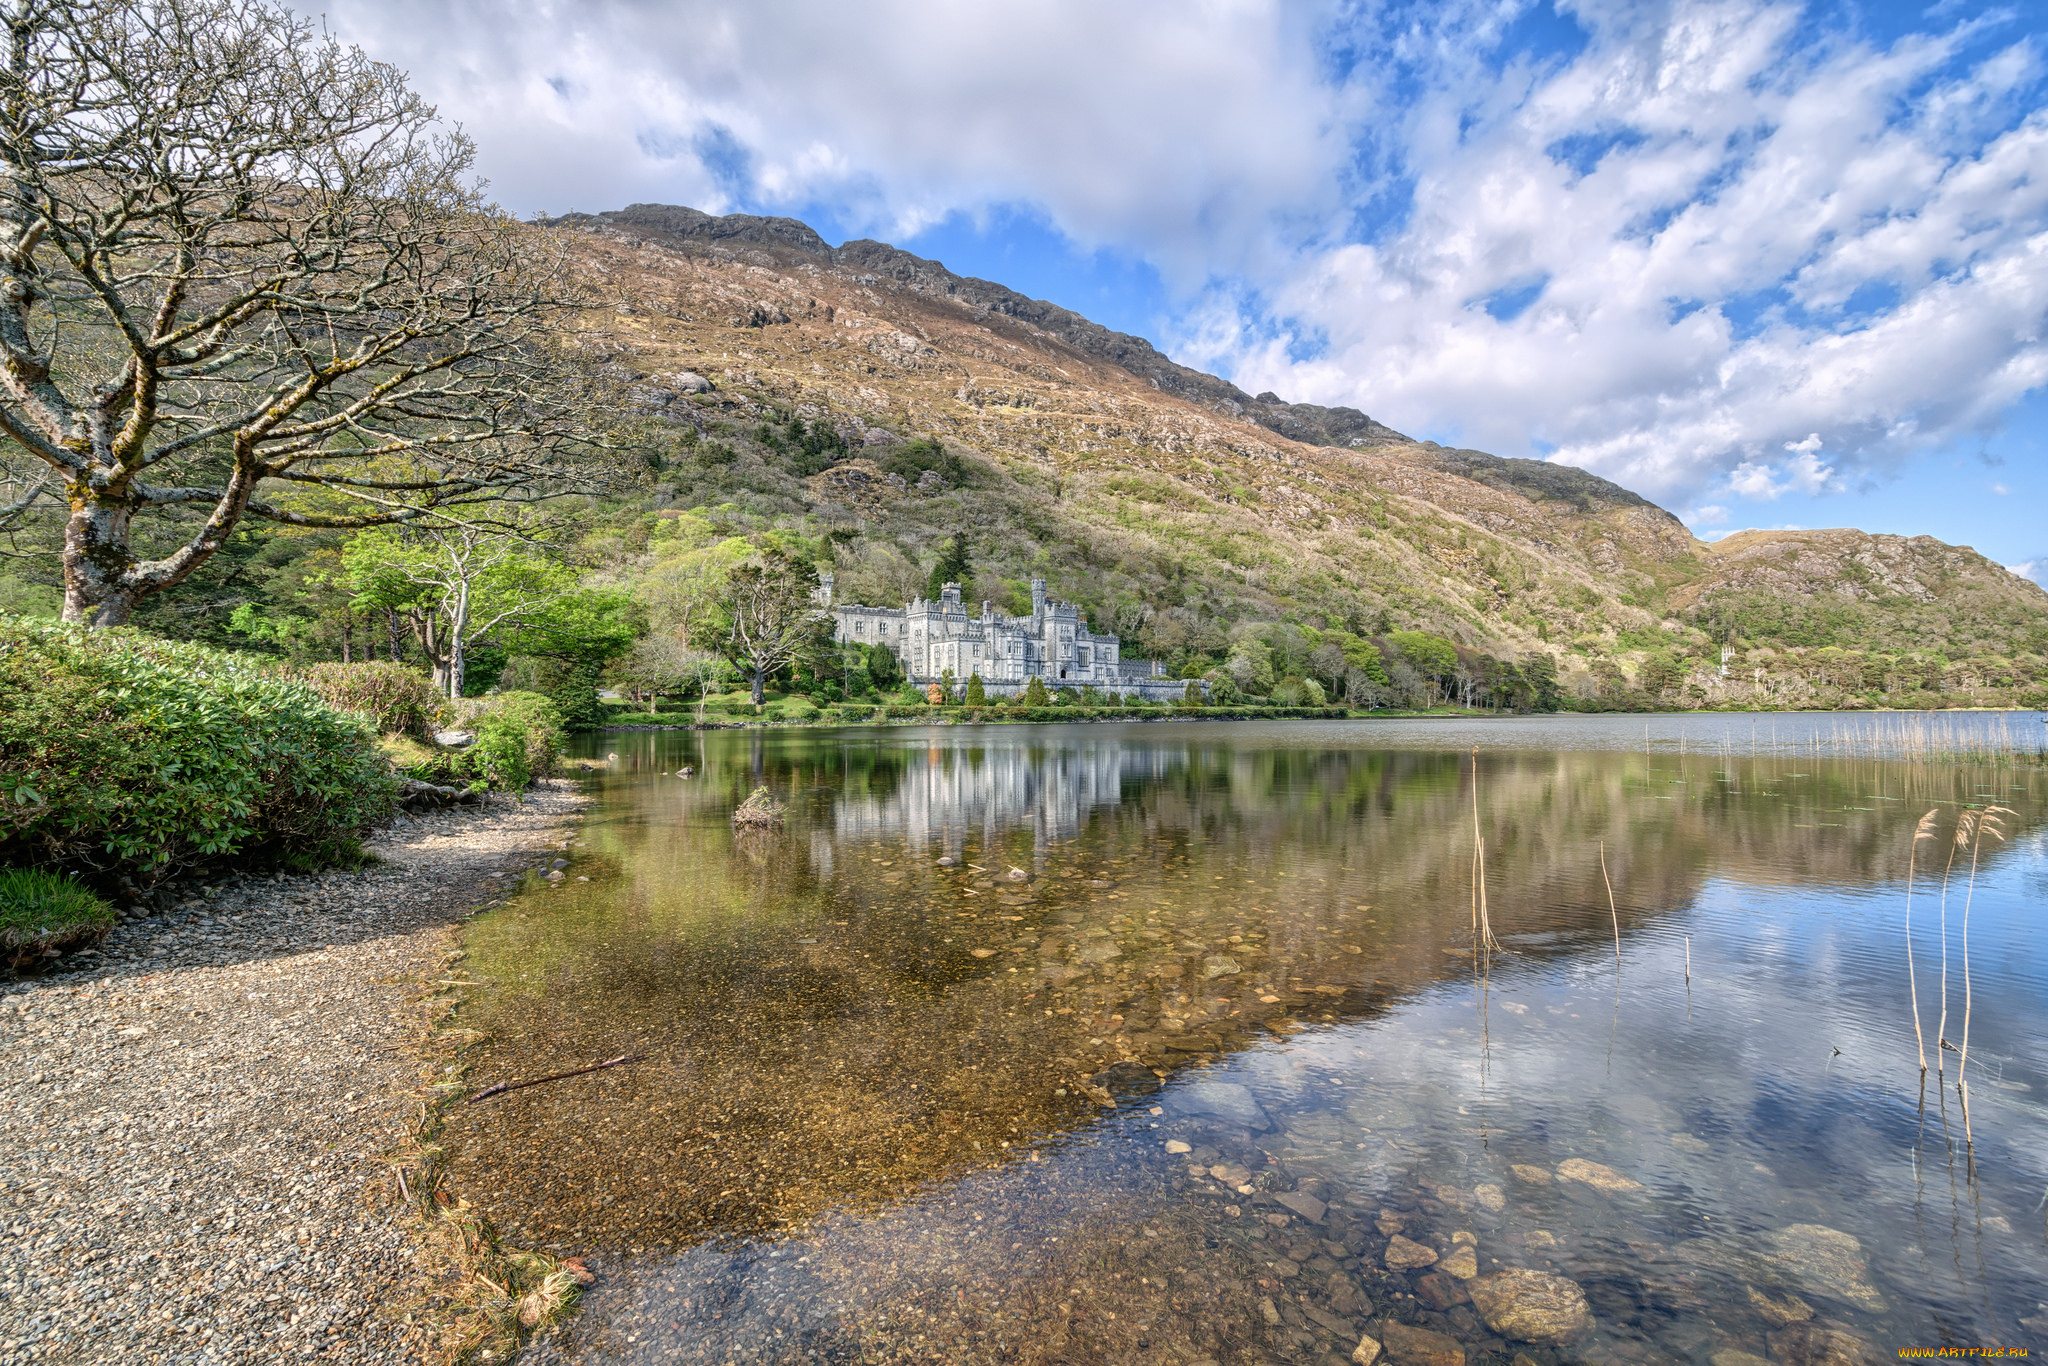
<box><xmin>964</xmin><ymin>673</ymin><xmax>986</xmax><ymax>706</ymax></box>
<box><xmin>926</xmin><ymin>533</ymin><xmax>972</xmax><ymax>600</ymax></box>
<box><xmin>1023</xmin><ymin>675</ymin><xmax>1049</xmax><ymax>707</ymax></box>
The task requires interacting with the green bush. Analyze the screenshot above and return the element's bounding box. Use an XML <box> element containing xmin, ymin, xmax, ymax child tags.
<box><xmin>470</xmin><ymin>692</ymin><xmax>564</xmax><ymax>791</ymax></box>
<box><xmin>298</xmin><ymin>660</ymin><xmax>441</xmax><ymax>738</ymax></box>
<box><xmin>0</xmin><ymin>867</ymin><xmax>116</xmax><ymax>960</ymax></box>
<box><xmin>0</xmin><ymin>620</ymin><xmax>397</xmax><ymax>888</ymax></box>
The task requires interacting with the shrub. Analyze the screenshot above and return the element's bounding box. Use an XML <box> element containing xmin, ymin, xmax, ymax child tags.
<box><xmin>470</xmin><ymin>692</ymin><xmax>564</xmax><ymax>791</ymax></box>
<box><xmin>771</xmin><ymin>696</ymin><xmax>819</xmax><ymax>723</ymax></box>
<box><xmin>298</xmin><ymin>660</ymin><xmax>440</xmax><ymax>738</ymax></box>
<box><xmin>0</xmin><ymin>867</ymin><xmax>116</xmax><ymax>961</ymax></box>
<box><xmin>0</xmin><ymin>620</ymin><xmax>397</xmax><ymax>888</ymax></box>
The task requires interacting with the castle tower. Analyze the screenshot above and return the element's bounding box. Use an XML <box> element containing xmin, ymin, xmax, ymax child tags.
<box><xmin>1031</xmin><ymin>578</ymin><xmax>1047</xmax><ymax>618</ymax></box>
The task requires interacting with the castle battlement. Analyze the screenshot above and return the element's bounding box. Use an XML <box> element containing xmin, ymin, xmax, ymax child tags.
<box><xmin>820</xmin><ymin>575</ymin><xmax>1189</xmax><ymax>701</ymax></box>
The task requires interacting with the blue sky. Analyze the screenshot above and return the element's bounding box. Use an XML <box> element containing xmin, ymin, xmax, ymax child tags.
<box><xmin>321</xmin><ymin>0</ymin><xmax>2048</xmax><ymax>578</ymax></box>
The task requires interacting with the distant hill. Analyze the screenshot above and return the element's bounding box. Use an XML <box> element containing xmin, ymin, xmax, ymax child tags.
<box><xmin>550</xmin><ymin>204</ymin><xmax>2048</xmax><ymax>708</ymax></box>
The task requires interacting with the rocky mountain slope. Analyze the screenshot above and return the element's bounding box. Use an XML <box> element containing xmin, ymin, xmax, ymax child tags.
<box><xmin>554</xmin><ymin>204</ymin><xmax>2048</xmax><ymax>700</ymax></box>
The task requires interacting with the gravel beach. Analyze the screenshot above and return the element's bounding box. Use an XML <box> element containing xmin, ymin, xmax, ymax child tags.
<box><xmin>0</xmin><ymin>781</ymin><xmax>587</xmax><ymax>1365</ymax></box>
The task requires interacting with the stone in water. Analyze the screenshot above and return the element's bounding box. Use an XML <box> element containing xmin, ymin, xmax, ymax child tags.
<box><xmin>1468</xmin><ymin>1268</ymin><xmax>1594</xmax><ymax>1345</ymax></box>
<box><xmin>1556</xmin><ymin>1158</ymin><xmax>1643</xmax><ymax>1192</ymax></box>
<box><xmin>1384</xmin><ymin>1233</ymin><xmax>1438</xmax><ymax>1270</ymax></box>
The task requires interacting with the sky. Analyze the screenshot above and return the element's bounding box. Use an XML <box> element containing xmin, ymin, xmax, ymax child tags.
<box><xmin>309</xmin><ymin>0</ymin><xmax>2048</xmax><ymax>578</ymax></box>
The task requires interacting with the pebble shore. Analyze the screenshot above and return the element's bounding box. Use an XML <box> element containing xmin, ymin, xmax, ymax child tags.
<box><xmin>0</xmin><ymin>781</ymin><xmax>586</xmax><ymax>1364</ymax></box>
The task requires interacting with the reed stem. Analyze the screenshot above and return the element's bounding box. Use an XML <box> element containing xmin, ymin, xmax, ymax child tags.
<box><xmin>1599</xmin><ymin>840</ymin><xmax>1621</xmax><ymax>969</ymax></box>
<box><xmin>1957</xmin><ymin>807</ymin><xmax>2010</xmax><ymax>1092</ymax></box>
<box><xmin>1936</xmin><ymin>817</ymin><xmax>1963</xmax><ymax>1073</ymax></box>
<box><xmin>1906</xmin><ymin>810</ymin><xmax>1938</xmax><ymax>1076</ymax></box>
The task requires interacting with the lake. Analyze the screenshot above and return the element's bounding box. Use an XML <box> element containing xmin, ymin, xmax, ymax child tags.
<box><xmin>442</xmin><ymin>714</ymin><xmax>2048</xmax><ymax>1365</ymax></box>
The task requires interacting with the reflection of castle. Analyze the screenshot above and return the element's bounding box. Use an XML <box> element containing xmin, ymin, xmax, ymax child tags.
<box><xmin>822</xmin><ymin>742</ymin><xmax>1183</xmax><ymax>863</ymax></box>
<box><xmin>820</xmin><ymin>575</ymin><xmax>1191</xmax><ymax>702</ymax></box>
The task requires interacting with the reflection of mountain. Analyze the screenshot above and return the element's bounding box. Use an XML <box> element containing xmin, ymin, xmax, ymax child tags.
<box><xmin>818</xmin><ymin>740</ymin><xmax>1184</xmax><ymax>867</ymax></box>
<box><xmin>441</xmin><ymin>728</ymin><xmax>2041</xmax><ymax>1254</ymax></box>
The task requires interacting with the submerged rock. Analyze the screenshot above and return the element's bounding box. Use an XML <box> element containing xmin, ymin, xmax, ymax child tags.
<box><xmin>1201</xmin><ymin>955</ymin><xmax>1241</xmax><ymax>979</ymax></box>
<box><xmin>1711</xmin><ymin>1353</ymin><xmax>1771</xmax><ymax>1366</ymax></box>
<box><xmin>1760</xmin><ymin>1225</ymin><xmax>1887</xmax><ymax>1313</ymax></box>
<box><xmin>1467</xmin><ymin>1267</ymin><xmax>1594</xmax><ymax>1344</ymax></box>
<box><xmin>1747</xmin><ymin>1284</ymin><xmax>1813</xmax><ymax>1326</ymax></box>
<box><xmin>1555</xmin><ymin>1158</ymin><xmax>1643</xmax><ymax>1192</ymax></box>
<box><xmin>1441</xmin><ymin>1244</ymin><xmax>1478</xmax><ymax>1279</ymax></box>
<box><xmin>1274</xmin><ymin>1190</ymin><xmax>1326</xmax><ymax>1222</ymax></box>
<box><xmin>1509</xmin><ymin>1163</ymin><xmax>1551</xmax><ymax>1184</ymax></box>
<box><xmin>1169</xmin><ymin>1080</ymin><xmax>1270</xmax><ymax>1130</ymax></box>
<box><xmin>1769</xmin><ymin>1321</ymin><xmax>1880</xmax><ymax>1366</ymax></box>
<box><xmin>1473</xmin><ymin>1183</ymin><xmax>1505</xmax><ymax>1212</ymax></box>
<box><xmin>1384</xmin><ymin>1233</ymin><xmax>1438</xmax><ymax>1270</ymax></box>
<box><xmin>1351</xmin><ymin>1332</ymin><xmax>1382</xmax><ymax>1365</ymax></box>
<box><xmin>1378</xmin><ymin>1320</ymin><xmax>1466</xmax><ymax>1365</ymax></box>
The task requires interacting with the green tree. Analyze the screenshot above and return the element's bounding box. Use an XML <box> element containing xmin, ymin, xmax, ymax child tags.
<box><xmin>964</xmin><ymin>673</ymin><xmax>986</xmax><ymax>706</ymax></box>
<box><xmin>926</xmin><ymin>533</ymin><xmax>972</xmax><ymax>600</ymax></box>
<box><xmin>1637</xmin><ymin>652</ymin><xmax>1685</xmax><ymax>699</ymax></box>
<box><xmin>1023</xmin><ymin>675</ymin><xmax>1049</xmax><ymax>707</ymax></box>
<box><xmin>861</xmin><ymin>642</ymin><xmax>904</xmax><ymax>693</ymax></box>
<box><xmin>343</xmin><ymin>527</ymin><xmax>603</xmax><ymax>699</ymax></box>
<box><xmin>714</xmin><ymin>553</ymin><xmax>829</xmax><ymax>704</ymax></box>
<box><xmin>1524</xmin><ymin>653</ymin><xmax>1562</xmax><ymax>711</ymax></box>
<box><xmin>1388</xmin><ymin>630</ymin><xmax>1460</xmax><ymax>704</ymax></box>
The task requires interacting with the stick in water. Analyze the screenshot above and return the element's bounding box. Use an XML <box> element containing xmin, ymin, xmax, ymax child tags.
<box><xmin>1599</xmin><ymin>841</ymin><xmax>1621</xmax><ymax>969</ymax></box>
<box><xmin>468</xmin><ymin>1053</ymin><xmax>649</xmax><ymax>1104</ymax></box>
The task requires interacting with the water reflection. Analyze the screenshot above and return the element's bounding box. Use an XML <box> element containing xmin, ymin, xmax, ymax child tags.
<box><xmin>443</xmin><ymin>719</ymin><xmax>2048</xmax><ymax>1365</ymax></box>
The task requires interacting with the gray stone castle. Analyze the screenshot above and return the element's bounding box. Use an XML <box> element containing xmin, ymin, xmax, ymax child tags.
<box><xmin>821</xmin><ymin>575</ymin><xmax>1192</xmax><ymax>702</ymax></box>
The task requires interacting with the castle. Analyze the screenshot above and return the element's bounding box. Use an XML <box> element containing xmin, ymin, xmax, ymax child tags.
<box><xmin>821</xmin><ymin>575</ymin><xmax>1193</xmax><ymax>702</ymax></box>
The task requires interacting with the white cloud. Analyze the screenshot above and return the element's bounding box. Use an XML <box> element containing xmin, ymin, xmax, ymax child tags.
<box><xmin>2008</xmin><ymin>560</ymin><xmax>2043</xmax><ymax>581</ymax></box>
<box><xmin>301</xmin><ymin>0</ymin><xmax>2048</xmax><ymax>506</ymax></box>
<box><xmin>1197</xmin><ymin>1</ymin><xmax>2048</xmax><ymax>501</ymax></box>
<box><xmin>307</xmin><ymin>0</ymin><xmax>1351</xmax><ymax>280</ymax></box>
<box><xmin>1723</xmin><ymin>436</ymin><xmax>1846</xmax><ymax>499</ymax></box>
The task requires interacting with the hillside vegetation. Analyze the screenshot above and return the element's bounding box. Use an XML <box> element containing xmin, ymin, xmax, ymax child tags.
<box><xmin>546</xmin><ymin>204</ymin><xmax>2048</xmax><ymax>710</ymax></box>
<box><xmin>8</xmin><ymin>199</ymin><xmax>2043</xmax><ymax>713</ymax></box>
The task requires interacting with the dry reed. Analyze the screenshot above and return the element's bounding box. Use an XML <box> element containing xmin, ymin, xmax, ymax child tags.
<box><xmin>1598</xmin><ymin>841</ymin><xmax>1621</xmax><ymax>969</ymax></box>
<box><xmin>1470</xmin><ymin>748</ymin><xmax>1500</xmax><ymax>951</ymax></box>
<box><xmin>1956</xmin><ymin>806</ymin><xmax>2011</xmax><ymax>1098</ymax></box>
<box><xmin>1905</xmin><ymin>809</ymin><xmax>1940</xmax><ymax>1076</ymax></box>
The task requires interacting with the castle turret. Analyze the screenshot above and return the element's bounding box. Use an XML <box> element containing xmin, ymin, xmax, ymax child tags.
<box><xmin>1031</xmin><ymin>578</ymin><xmax>1047</xmax><ymax>618</ymax></box>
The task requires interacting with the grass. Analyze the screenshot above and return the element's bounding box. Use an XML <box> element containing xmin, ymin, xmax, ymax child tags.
<box><xmin>0</xmin><ymin>867</ymin><xmax>116</xmax><ymax>964</ymax></box>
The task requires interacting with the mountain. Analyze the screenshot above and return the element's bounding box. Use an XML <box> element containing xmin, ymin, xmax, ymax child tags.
<box><xmin>553</xmin><ymin>204</ymin><xmax>2048</xmax><ymax>708</ymax></box>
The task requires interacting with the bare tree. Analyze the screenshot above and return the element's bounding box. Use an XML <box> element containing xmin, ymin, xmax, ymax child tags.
<box><xmin>0</xmin><ymin>0</ymin><xmax>601</xmax><ymax>626</ymax></box>
<box><xmin>716</xmin><ymin>552</ymin><xmax>828</xmax><ymax>705</ymax></box>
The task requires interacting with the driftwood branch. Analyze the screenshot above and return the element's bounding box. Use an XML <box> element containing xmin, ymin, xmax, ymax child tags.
<box><xmin>466</xmin><ymin>1052</ymin><xmax>648</xmax><ymax>1104</ymax></box>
